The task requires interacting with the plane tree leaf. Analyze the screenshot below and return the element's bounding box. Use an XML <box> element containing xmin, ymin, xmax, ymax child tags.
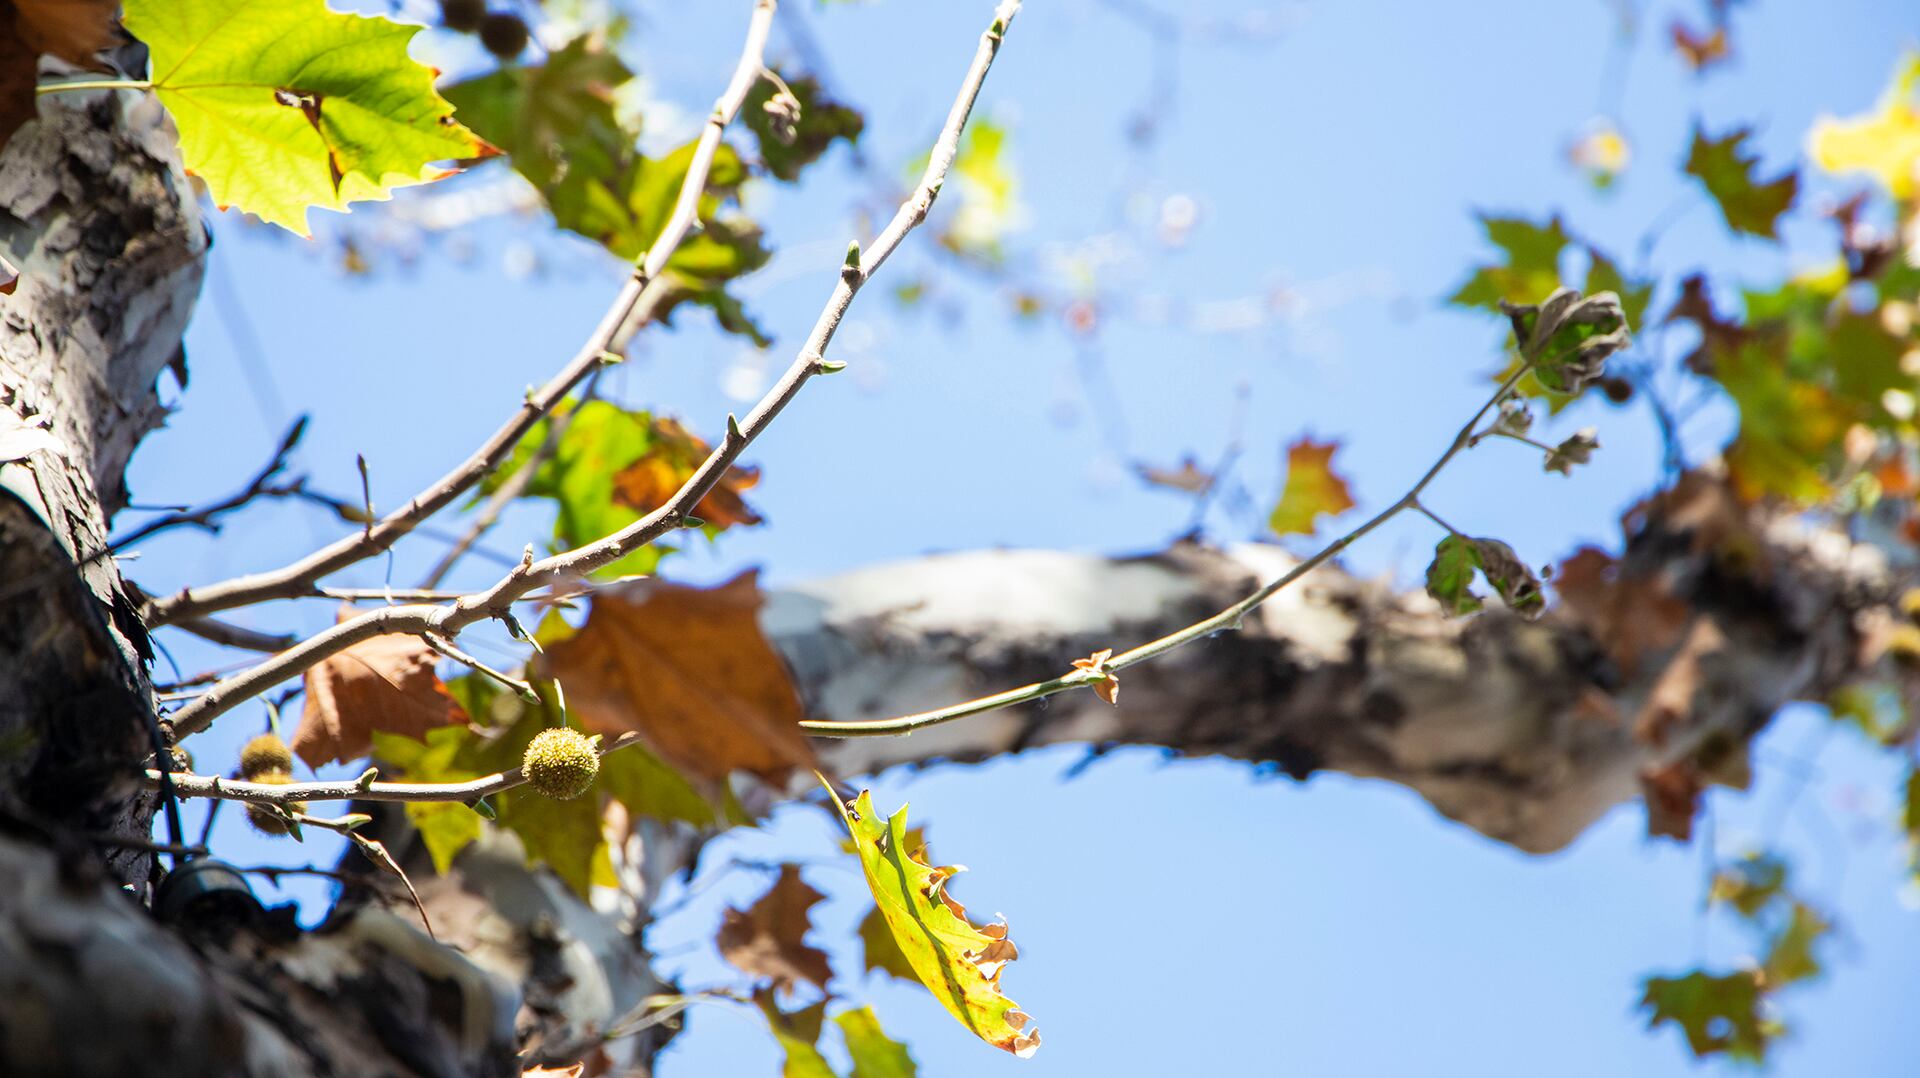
<box><xmin>745</xmin><ymin>70</ymin><xmax>865</xmax><ymax>182</ymax></box>
<box><xmin>718</xmin><ymin>864</ymin><xmax>834</xmax><ymax>994</ymax></box>
<box><xmin>0</xmin><ymin>0</ymin><xmax>118</xmax><ymax>153</ymax></box>
<box><xmin>1267</xmin><ymin>437</ymin><xmax>1355</xmax><ymax>536</ymax></box>
<box><xmin>539</xmin><ymin>571</ymin><xmax>819</xmax><ymax>789</ymax></box>
<box><xmin>293</xmin><ymin>617</ymin><xmax>469</xmax><ymax>767</ymax></box>
<box><xmin>1424</xmin><ymin>534</ymin><xmax>1544</xmax><ymax>619</ymax></box>
<box><xmin>1808</xmin><ymin>50</ymin><xmax>1920</xmax><ymax>199</ymax></box>
<box><xmin>1684</xmin><ymin>126</ymin><xmax>1798</xmax><ymax>239</ymax></box>
<box><xmin>1640</xmin><ymin>970</ymin><xmax>1774</xmax><ymax>1062</ymax></box>
<box><xmin>123</xmin><ymin>0</ymin><xmax>490</xmax><ymax>236</ymax></box>
<box><xmin>832</xmin><ymin>790</ymin><xmax>1039</xmax><ymax>1058</ymax></box>
<box><xmin>836</xmin><ymin>1006</ymin><xmax>919</xmax><ymax>1078</ymax></box>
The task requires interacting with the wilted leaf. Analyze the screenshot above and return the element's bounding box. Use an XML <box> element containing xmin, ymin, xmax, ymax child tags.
<box><xmin>1807</xmin><ymin>51</ymin><xmax>1920</xmax><ymax>198</ymax></box>
<box><xmin>1544</xmin><ymin>429</ymin><xmax>1600</xmax><ymax>475</ymax></box>
<box><xmin>1424</xmin><ymin>535</ymin><xmax>1543</xmax><ymax>619</ymax></box>
<box><xmin>1070</xmin><ymin>648</ymin><xmax>1119</xmax><ymax>705</ymax></box>
<box><xmin>123</xmin><ymin>0</ymin><xmax>489</xmax><ymax>235</ymax></box>
<box><xmin>541</xmin><ymin>571</ymin><xmax>817</xmax><ymax>788</ymax></box>
<box><xmin>1500</xmin><ymin>287</ymin><xmax>1629</xmax><ymax>394</ymax></box>
<box><xmin>744</xmin><ymin>71</ymin><xmax>865</xmax><ymax>182</ymax></box>
<box><xmin>1268</xmin><ymin>438</ymin><xmax>1356</xmax><ymax>536</ymax></box>
<box><xmin>0</xmin><ymin>0</ymin><xmax>118</xmax><ymax>153</ymax></box>
<box><xmin>837</xmin><ymin>1006</ymin><xmax>919</xmax><ymax>1078</ymax></box>
<box><xmin>294</xmin><ymin>622</ymin><xmax>469</xmax><ymax>767</ymax></box>
<box><xmin>1684</xmin><ymin>126</ymin><xmax>1798</xmax><ymax>239</ymax></box>
<box><xmin>1640</xmin><ymin>970</ymin><xmax>1773</xmax><ymax>1061</ymax></box>
<box><xmin>834</xmin><ymin>790</ymin><xmax>1039</xmax><ymax>1057</ymax></box>
<box><xmin>718</xmin><ymin>864</ymin><xmax>834</xmax><ymax>994</ymax></box>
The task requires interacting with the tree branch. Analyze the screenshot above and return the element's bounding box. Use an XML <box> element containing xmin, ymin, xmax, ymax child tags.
<box><xmin>163</xmin><ymin>2</ymin><xmax>1024</xmax><ymax>738</ymax></box>
<box><xmin>142</xmin><ymin>0</ymin><xmax>780</xmax><ymax>627</ymax></box>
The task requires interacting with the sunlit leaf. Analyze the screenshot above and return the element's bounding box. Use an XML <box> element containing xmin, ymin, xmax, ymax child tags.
<box><xmin>1807</xmin><ymin>51</ymin><xmax>1920</xmax><ymax>198</ymax></box>
<box><xmin>1267</xmin><ymin>437</ymin><xmax>1356</xmax><ymax>536</ymax></box>
<box><xmin>837</xmin><ymin>1006</ymin><xmax>919</xmax><ymax>1078</ymax></box>
<box><xmin>540</xmin><ymin>572</ymin><xmax>818</xmax><ymax>788</ymax></box>
<box><xmin>756</xmin><ymin>990</ymin><xmax>836</xmax><ymax>1078</ymax></box>
<box><xmin>124</xmin><ymin>0</ymin><xmax>490</xmax><ymax>235</ymax></box>
<box><xmin>293</xmin><ymin>615</ymin><xmax>469</xmax><ymax>767</ymax></box>
<box><xmin>833</xmin><ymin>790</ymin><xmax>1039</xmax><ymax>1057</ymax></box>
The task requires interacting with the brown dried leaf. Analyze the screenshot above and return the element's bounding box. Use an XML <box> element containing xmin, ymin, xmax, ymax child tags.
<box><xmin>1071</xmin><ymin>648</ymin><xmax>1119</xmax><ymax>706</ymax></box>
<box><xmin>522</xmin><ymin>1066</ymin><xmax>584</xmax><ymax>1078</ymax></box>
<box><xmin>1</xmin><ymin>0</ymin><xmax>118</xmax><ymax>154</ymax></box>
<box><xmin>1640</xmin><ymin>758</ymin><xmax>1704</xmax><ymax>841</ymax></box>
<box><xmin>294</xmin><ymin>621</ymin><xmax>470</xmax><ymax>767</ymax></box>
<box><xmin>1633</xmin><ymin>618</ymin><xmax>1728</xmax><ymax>748</ymax></box>
<box><xmin>1553</xmin><ymin>547</ymin><xmax>1692</xmax><ymax>675</ymax></box>
<box><xmin>717</xmin><ymin>864</ymin><xmax>833</xmax><ymax>994</ymax></box>
<box><xmin>539</xmin><ymin>571</ymin><xmax>817</xmax><ymax>786</ymax></box>
<box><xmin>1670</xmin><ymin>20</ymin><xmax>1729</xmax><ymax>72</ymax></box>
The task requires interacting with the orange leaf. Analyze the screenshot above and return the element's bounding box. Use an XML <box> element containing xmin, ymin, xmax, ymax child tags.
<box><xmin>1640</xmin><ymin>759</ymin><xmax>1704</xmax><ymax>841</ymax></box>
<box><xmin>717</xmin><ymin>864</ymin><xmax>834</xmax><ymax>994</ymax></box>
<box><xmin>1268</xmin><ymin>437</ymin><xmax>1356</xmax><ymax>536</ymax></box>
<box><xmin>293</xmin><ymin>621</ymin><xmax>469</xmax><ymax>768</ymax></box>
<box><xmin>609</xmin><ymin>417</ymin><xmax>762</xmax><ymax>529</ymax></box>
<box><xmin>1</xmin><ymin>0</ymin><xmax>118</xmax><ymax>154</ymax></box>
<box><xmin>539</xmin><ymin>571</ymin><xmax>817</xmax><ymax>787</ymax></box>
<box><xmin>1670</xmin><ymin>20</ymin><xmax>1729</xmax><ymax>72</ymax></box>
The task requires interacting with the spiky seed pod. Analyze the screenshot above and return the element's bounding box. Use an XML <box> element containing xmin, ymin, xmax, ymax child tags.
<box><xmin>243</xmin><ymin>770</ymin><xmax>305</xmax><ymax>836</ymax></box>
<box><xmin>438</xmin><ymin>0</ymin><xmax>485</xmax><ymax>32</ymax></box>
<box><xmin>238</xmin><ymin>733</ymin><xmax>294</xmax><ymax>780</ymax></box>
<box><xmin>478</xmin><ymin>12</ymin><xmax>529</xmax><ymax>59</ymax></box>
<box><xmin>522</xmin><ymin>728</ymin><xmax>601</xmax><ymax>800</ymax></box>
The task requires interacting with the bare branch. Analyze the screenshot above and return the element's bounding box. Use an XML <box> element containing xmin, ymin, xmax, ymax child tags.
<box><xmin>143</xmin><ymin>0</ymin><xmax>781</xmax><ymax>628</ymax></box>
<box><xmin>107</xmin><ymin>416</ymin><xmax>309</xmax><ymax>553</ymax></box>
<box><xmin>163</xmin><ymin>2</ymin><xmax>1023</xmax><ymax>739</ymax></box>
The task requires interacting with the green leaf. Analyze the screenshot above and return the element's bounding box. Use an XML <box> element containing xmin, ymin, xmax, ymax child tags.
<box><xmin>1684</xmin><ymin>126</ymin><xmax>1799</xmax><ymax>239</ymax></box>
<box><xmin>124</xmin><ymin>0</ymin><xmax>488</xmax><ymax>236</ymax></box>
<box><xmin>1447</xmin><ymin>214</ymin><xmax>1570</xmax><ymax>312</ymax></box>
<box><xmin>837</xmin><ymin>1006</ymin><xmax>919</xmax><ymax>1078</ymax></box>
<box><xmin>832</xmin><ymin>790</ymin><xmax>1040</xmax><ymax>1057</ymax></box>
<box><xmin>1268</xmin><ymin>438</ymin><xmax>1356</xmax><ymax>537</ymax></box>
<box><xmin>1640</xmin><ymin>970</ymin><xmax>1774</xmax><ymax>1062</ymax></box>
<box><xmin>745</xmin><ymin>72</ymin><xmax>866</xmax><ymax>182</ymax></box>
<box><xmin>1761</xmin><ymin>903</ymin><xmax>1829</xmax><ymax>987</ymax></box>
<box><xmin>1423</xmin><ymin>535</ymin><xmax>1543</xmax><ymax>619</ymax></box>
<box><xmin>920</xmin><ymin>117</ymin><xmax>1021</xmax><ymax>260</ymax></box>
<box><xmin>443</xmin><ymin>45</ymin><xmax>772</xmax><ymax>340</ymax></box>
<box><xmin>1583</xmin><ymin>246</ymin><xmax>1653</xmax><ymax>331</ymax></box>
<box><xmin>756</xmin><ymin>991</ymin><xmax>837</xmax><ymax>1078</ymax></box>
<box><xmin>858</xmin><ymin>903</ymin><xmax>919</xmax><ymax>983</ymax></box>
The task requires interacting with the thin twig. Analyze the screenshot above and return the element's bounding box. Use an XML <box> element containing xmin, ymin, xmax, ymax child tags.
<box><xmin>801</xmin><ymin>362</ymin><xmax>1531</xmax><ymax>738</ymax></box>
<box><xmin>168</xmin><ymin>615</ymin><xmax>300</xmax><ymax>653</ymax></box>
<box><xmin>419</xmin><ymin>632</ymin><xmax>538</xmax><ymax>701</ymax></box>
<box><xmin>144</xmin><ymin>0</ymin><xmax>781</xmax><ymax>628</ymax></box>
<box><xmin>163</xmin><ymin>3</ymin><xmax>1022</xmax><ymax>739</ymax></box>
<box><xmin>419</xmin><ymin>369</ymin><xmax>606</xmax><ymax>589</ymax></box>
<box><xmin>146</xmin><ymin>732</ymin><xmax>647</xmax><ymax>803</ymax></box>
<box><xmin>107</xmin><ymin>417</ymin><xmax>309</xmax><ymax>554</ymax></box>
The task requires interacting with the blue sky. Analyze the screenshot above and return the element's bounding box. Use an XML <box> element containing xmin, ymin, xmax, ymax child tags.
<box><xmin>125</xmin><ymin>0</ymin><xmax>1916</xmax><ymax>1074</ymax></box>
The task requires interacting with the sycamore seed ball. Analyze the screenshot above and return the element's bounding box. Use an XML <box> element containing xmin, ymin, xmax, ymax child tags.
<box><xmin>238</xmin><ymin>732</ymin><xmax>294</xmax><ymax>780</ymax></box>
<box><xmin>244</xmin><ymin>770</ymin><xmax>305</xmax><ymax>836</ymax></box>
<box><xmin>522</xmin><ymin>728</ymin><xmax>601</xmax><ymax>800</ymax></box>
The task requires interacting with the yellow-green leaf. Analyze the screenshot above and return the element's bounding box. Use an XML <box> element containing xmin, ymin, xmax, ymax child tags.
<box><xmin>836</xmin><ymin>1006</ymin><xmax>918</xmax><ymax>1078</ymax></box>
<box><xmin>756</xmin><ymin>991</ymin><xmax>836</xmax><ymax>1078</ymax></box>
<box><xmin>124</xmin><ymin>0</ymin><xmax>489</xmax><ymax>235</ymax></box>
<box><xmin>1267</xmin><ymin>437</ymin><xmax>1355</xmax><ymax>536</ymax></box>
<box><xmin>832</xmin><ymin>790</ymin><xmax>1039</xmax><ymax>1058</ymax></box>
<box><xmin>1808</xmin><ymin>50</ymin><xmax>1920</xmax><ymax>198</ymax></box>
